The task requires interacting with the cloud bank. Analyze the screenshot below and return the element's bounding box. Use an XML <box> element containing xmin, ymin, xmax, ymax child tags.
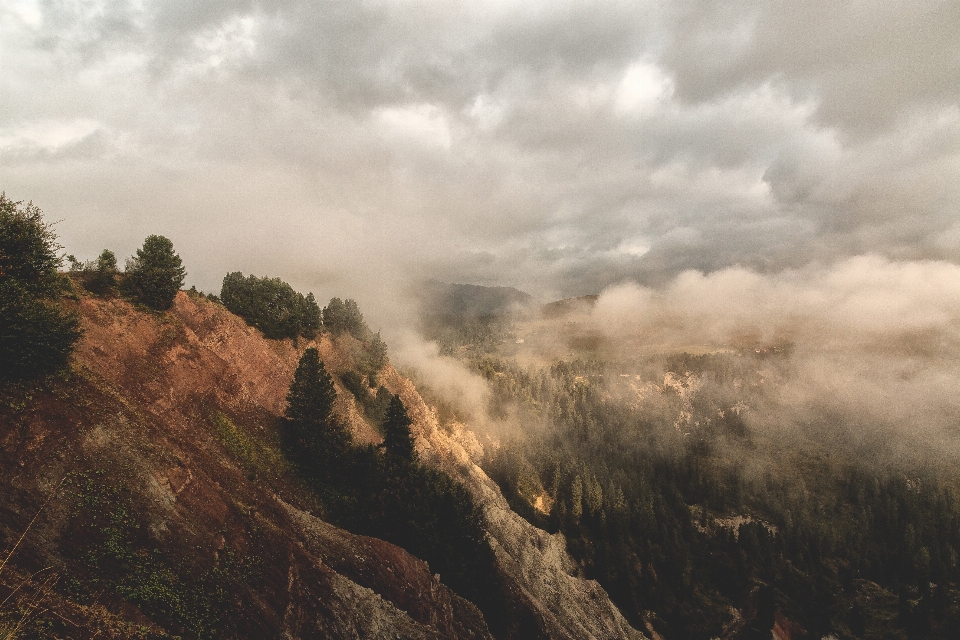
<box><xmin>2</xmin><ymin>0</ymin><xmax>958</xmax><ymax>309</ymax></box>
<box><xmin>586</xmin><ymin>256</ymin><xmax>960</xmax><ymax>463</ymax></box>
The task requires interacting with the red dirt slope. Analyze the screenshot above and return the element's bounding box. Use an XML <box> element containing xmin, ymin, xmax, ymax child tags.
<box><xmin>1</xmin><ymin>291</ymin><xmax>489</xmax><ymax>639</ymax></box>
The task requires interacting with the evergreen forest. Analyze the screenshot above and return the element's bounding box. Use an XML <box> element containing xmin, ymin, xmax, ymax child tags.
<box><xmin>422</xmin><ymin>312</ymin><xmax>960</xmax><ymax>639</ymax></box>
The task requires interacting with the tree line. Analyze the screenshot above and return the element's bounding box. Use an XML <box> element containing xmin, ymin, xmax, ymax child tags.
<box><xmin>1</xmin><ymin>194</ymin><xmax>390</xmax><ymax>383</ymax></box>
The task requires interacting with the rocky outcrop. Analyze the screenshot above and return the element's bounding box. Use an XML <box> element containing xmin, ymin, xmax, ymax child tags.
<box><xmin>379</xmin><ymin>370</ymin><xmax>647</xmax><ymax>640</ymax></box>
<box><xmin>282</xmin><ymin>501</ymin><xmax>491</xmax><ymax>640</ymax></box>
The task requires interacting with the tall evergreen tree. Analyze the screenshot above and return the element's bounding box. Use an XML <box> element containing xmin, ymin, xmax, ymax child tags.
<box><xmin>358</xmin><ymin>331</ymin><xmax>388</xmax><ymax>379</ymax></box>
<box><xmin>123</xmin><ymin>235</ymin><xmax>185</xmax><ymax>310</ymax></box>
<box><xmin>286</xmin><ymin>348</ymin><xmax>350</xmax><ymax>474</ymax></box>
<box><xmin>300</xmin><ymin>292</ymin><xmax>322</xmax><ymax>339</ymax></box>
<box><xmin>381</xmin><ymin>394</ymin><xmax>416</xmax><ymax>465</ymax></box>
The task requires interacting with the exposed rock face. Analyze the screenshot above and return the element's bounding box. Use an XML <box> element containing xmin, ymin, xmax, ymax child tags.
<box><xmin>283</xmin><ymin>501</ymin><xmax>491</xmax><ymax>640</ymax></box>
<box><xmin>1</xmin><ymin>292</ymin><xmax>645</xmax><ymax>639</ymax></box>
<box><xmin>379</xmin><ymin>371</ymin><xmax>647</xmax><ymax>640</ymax></box>
<box><xmin>75</xmin><ymin>292</ymin><xmax>381</xmax><ymax>445</ymax></box>
<box><xmin>2</xmin><ymin>293</ymin><xmax>487</xmax><ymax>638</ymax></box>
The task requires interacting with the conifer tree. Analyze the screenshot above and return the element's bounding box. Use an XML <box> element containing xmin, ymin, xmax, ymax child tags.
<box><xmin>286</xmin><ymin>348</ymin><xmax>350</xmax><ymax>473</ymax></box>
<box><xmin>381</xmin><ymin>394</ymin><xmax>416</xmax><ymax>465</ymax></box>
<box><xmin>85</xmin><ymin>249</ymin><xmax>118</xmax><ymax>295</ymax></box>
<box><xmin>301</xmin><ymin>292</ymin><xmax>321</xmax><ymax>339</ymax></box>
<box><xmin>359</xmin><ymin>331</ymin><xmax>388</xmax><ymax>379</ymax></box>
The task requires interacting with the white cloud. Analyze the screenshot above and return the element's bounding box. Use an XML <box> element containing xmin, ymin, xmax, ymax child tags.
<box><xmin>377</xmin><ymin>103</ymin><xmax>452</xmax><ymax>149</ymax></box>
<box><xmin>3</xmin><ymin>0</ymin><xmax>42</xmax><ymax>28</ymax></box>
<box><xmin>192</xmin><ymin>14</ymin><xmax>259</xmax><ymax>70</ymax></box>
<box><xmin>467</xmin><ymin>94</ymin><xmax>506</xmax><ymax>131</ymax></box>
<box><xmin>0</xmin><ymin>119</ymin><xmax>101</xmax><ymax>153</ymax></box>
<box><xmin>615</xmin><ymin>60</ymin><xmax>673</xmax><ymax>116</ymax></box>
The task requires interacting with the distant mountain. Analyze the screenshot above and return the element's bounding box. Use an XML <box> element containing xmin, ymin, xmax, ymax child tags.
<box><xmin>540</xmin><ymin>294</ymin><xmax>599</xmax><ymax>319</ymax></box>
<box><xmin>420</xmin><ymin>281</ymin><xmax>534</xmax><ymax>318</ymax></box>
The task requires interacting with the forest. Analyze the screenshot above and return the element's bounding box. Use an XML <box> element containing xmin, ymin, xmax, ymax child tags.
<box><xmin>421</xmin><ymin>308</ymin><xmax>960</xmax><ymax>639</ymax></box>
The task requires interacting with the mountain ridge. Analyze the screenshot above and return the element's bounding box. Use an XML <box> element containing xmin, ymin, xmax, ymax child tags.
<box><xmin>0</xmin><ymin>289</ymin><xmax>644</xmax><ymax>639</ymax></box>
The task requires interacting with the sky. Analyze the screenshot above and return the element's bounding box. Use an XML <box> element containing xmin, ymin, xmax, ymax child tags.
<box><xmin>2</xmin><ymin>0</ymin><xmax>959</xmax><ymax>307</ymax></box>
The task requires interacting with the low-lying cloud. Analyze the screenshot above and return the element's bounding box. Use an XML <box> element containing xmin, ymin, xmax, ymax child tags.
<box><xmin>586</xmin><ymin>256</ymin><xmax>960</xmax><ymax>463</ymax></box>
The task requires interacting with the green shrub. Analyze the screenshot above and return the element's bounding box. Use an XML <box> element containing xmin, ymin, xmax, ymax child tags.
<box><xmin>0</xmin><ymin>194</ymin><xmax>81</xmax><ymax>381</ymax></box>
<box><xmin>219</xmin><ymin>272</ymin><xmax>321</xmax><ymax>340</ymax></box>
<box><xmin>211</xmin><ymin>412</ymin><xmax>290</xmax><ymax>479</ymax></box>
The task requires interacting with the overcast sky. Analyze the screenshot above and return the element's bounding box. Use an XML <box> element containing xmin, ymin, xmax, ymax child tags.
<box><xmin>2</xmin><ymin>0</ymin><xmax>959</xmax><ymax>305</ymax></box>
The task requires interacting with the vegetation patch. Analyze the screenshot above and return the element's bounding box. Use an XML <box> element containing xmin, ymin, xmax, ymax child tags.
<box><xmin>211</xmin><ymin>412</ymin><xmax>290</xmax><ymax>480</ymax></box>
<box><xmin>219</xmin><ymin>272</ymin><xmax>321</xmax><ymax>341</ymax></box>
<box><xmin>63</xmin><ymin>470</ymin><xmax>261</xmax><ymax>639</ymax></box>
<box><xmin>0</xmin><ymin>194</ymin><xmax>82</xmax><ymax>382</ymax></box>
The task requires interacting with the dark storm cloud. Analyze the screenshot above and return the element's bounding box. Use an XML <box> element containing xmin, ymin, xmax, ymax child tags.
<box><xmin>2</xmin><ymin>0</ymin><xmax>958</xmax><ymax>308</ymax></box>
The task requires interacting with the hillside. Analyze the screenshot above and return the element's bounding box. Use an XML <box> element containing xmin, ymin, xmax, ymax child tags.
<box><xmin>0</xmin><ymin>291</ymin><xmax>644</xmax><ymax>639</ymax></box>
<box><xmin>419</xmin><ymin>282</ymin><xmax>534</xmax><ymax>319</ymax></box>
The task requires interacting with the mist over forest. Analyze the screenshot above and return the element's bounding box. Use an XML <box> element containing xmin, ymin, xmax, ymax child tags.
<box><xmin>403</xmin><ymin>265</ymin><xmax>960</xmax><ymax>637</ymax></box>
<box><xmin>406</xmin><ymin>256</ymin><xmax>960</xmax><ymax>463</ymax></box>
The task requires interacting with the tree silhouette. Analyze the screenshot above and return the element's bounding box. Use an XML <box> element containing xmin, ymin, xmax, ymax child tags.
<box><xmin>322</xmin><ymin>297</ymin><xmax>367</xmax><ymax>338</ymax></box>
<box><xmin>381</xmin><ymin>394</ymin><xmax>416</xmax><ymax>465</ymax></box>
<box><xmin>85</xmin><ymin>249</ymin><xmax>119</xmax><ymax>296</ymax></box>
<box><xmin>123</xmin><ymin>235</ymin><xmax>185</xmax><ymax>310</ymax></box>
<box><xmin>286</xmin><ymin>348</ymin><xmax>350</xmax><ymax>476</ymax></box>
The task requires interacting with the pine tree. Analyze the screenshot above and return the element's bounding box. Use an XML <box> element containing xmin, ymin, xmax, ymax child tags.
<box><xmin>123</xmin><ymin>235</ymin><xmax>185</xmax><ymax>310</ymax></box>
<box><xmin>300</xmin><ymin>292</ymin><xmax>321</xmax><ymax>339</ymax></box>
<box><xmin>286</xmin><ymin>348</ymin><xmax>350</xmax><ymax>475</ymax></box>
<box><xmin>358</xmin><ymin>331</ymin><xmax>388</xmax><ymax>379</ymax></box>
<box><xmin>381</xmin><ymin>394</ymin><xmax>416</xmax><ymax>465</ymax></box>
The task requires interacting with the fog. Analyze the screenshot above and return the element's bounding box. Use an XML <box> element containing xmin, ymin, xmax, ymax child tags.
<box><xmin>391</xmin><ymin>255</ymin><xmax>960</xmax><ymax>469</ymax></box>
<box><xmin>587</xmin><ymin>256</ymin><xmax>960</xmax><ymax>461</ymax></box>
